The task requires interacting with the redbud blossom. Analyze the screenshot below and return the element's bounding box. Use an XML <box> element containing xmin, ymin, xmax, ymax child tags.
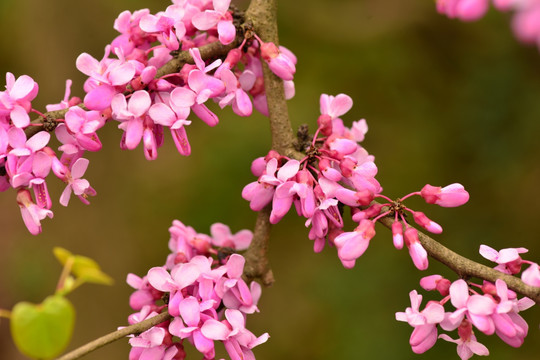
<box><xmin>420</xmin><ymin>183</ymin><xmax>469</xmax><ymax>207</ymax></box>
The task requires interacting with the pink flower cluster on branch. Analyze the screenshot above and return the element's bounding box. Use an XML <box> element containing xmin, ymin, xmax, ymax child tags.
<box><xmin>0</xmin><ymin>0</ymin><xmax>297</xmax><ymax>235</ymax></box>
<box><xmin>397</xmin><ymin>273</ymin><xmax>535</xmax><ymax>359</ymax></box>
<box><xmin>127</xmin><ymin>220</ymin><xmax>267</xmax><ymax>360</ymax></box>
<box><xmin>242</xmin><ymin>93</ymin><xmax>470</xmax><ymax>270</ymax></box>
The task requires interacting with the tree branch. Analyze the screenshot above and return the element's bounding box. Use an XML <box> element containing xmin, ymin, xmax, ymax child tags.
<box><xmin>243</xmin><ymin>206</ymin><xmax>274</xmax><ymax>286</ymax></box>
<box><xmin>56</xmin><ymin>311</ymin><xmax>171</xmax><ymax>360</ymax></box>
<box><xmin>241</xmin><ymin>0</ymin><xmax>306</xmax><ymax>286</ymax></box>
<box><xmin>376</xmin><ymin>213</ymin><xmax>540</xmax><ymax>303</ymax></box>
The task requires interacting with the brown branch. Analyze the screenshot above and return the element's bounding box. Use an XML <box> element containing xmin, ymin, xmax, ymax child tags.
<box><xmin>376</xmin><ymin>213</ymin><xmax>540</xmax><ymax>303</ymax></box>
<box><xmin>243</xmin><ymin>206</ymin><xmax>274</xmax><ymax>286</ymax></box>
<box><xmin>241</xmin><ymin>0</ymin><xmax>306</xmax><ymax>285</ymax></box>
<box><xmin>56</xmin><ymin>311</ymin><xmax>171</xmax><ymax>360</ymax></box>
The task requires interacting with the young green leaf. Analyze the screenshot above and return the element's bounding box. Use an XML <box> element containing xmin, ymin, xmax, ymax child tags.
<box><xmin>10</xmin><ymin>295</ymin><xmax>75</xmax><ymax>359</ymax></box>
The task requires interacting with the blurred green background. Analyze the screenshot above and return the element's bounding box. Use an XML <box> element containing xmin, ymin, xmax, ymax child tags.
<box><xmin>0</xmin><ymin>0</ymin><xmax>538</xmax><ymax>359</ymax></box>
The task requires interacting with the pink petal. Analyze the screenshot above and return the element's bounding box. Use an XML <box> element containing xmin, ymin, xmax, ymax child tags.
<box><xmin>70</xmin><ymin>158</ymin><xmax>89</xmax><ymax>179</ymax></box>
<box><xmin>193</xmin><ymin>330</ymin><xmax>214</xmax><ymax>355</ymax></box>
<box><xmin>59</xmin><ymin>184</ymin><xmax>73</xmax><ymax>206</ymax></box>
<box><xmin>226</xmin><ymin>254</ymin><xmax>245</xmax><ymax>279</ymax></box>
<box><xmin>201</xmin><ymin>319</ymin><xmax>230</xmax><ymax>340</ymax></box>
<box><xmin>232</xmin><ymin>230</ymin><xmax>252</xmax><ymax>250</ymax></box>
<box><xmin>171</xmin><ymin>127</ymin><xmax>191</xmax><ymax>156</ymax></box>
<box><xmin>170</xmin><ymin>87</ymin><xmax>196</xmax><ymax>108</ymax></box>
<box><xmin>128</xmin><ymin>90</ymin><xmax>151</xmax><ymax>117</ymax></box>
<box><xmin>125</xmin><ymin>119</ymin><xmax>144</xmax><ymax>150</ymax></box>
<box><xmin>149</xmin><ymin>103</ymin><xmax>176</xmax><ymax>127</ymax></box>
<box><xmin>337</xmin><ymin>232</ymin><xmax>370</xmax><ymax>261</ymax></box>
<box><xmin>76</xmin><ymin>53</ymin><xmax>100</xmax><ymax>77</ymax></box>
<box><xmin>225</xmin><ymin>309</ymin><xmax>245</xmax><ymax>330</ymax></box>
<box><xmin>20</xmin><ymin>207</ymin><xmax>41</xmax><ymax>235</ymax></box>
<box><xmin>7</xmin><ymin>127</ymin><xmax>27</xmax><ymax>149</ymax></box>
<box><xmin>84</xmin><ymin>85</ymin><xmax>117</xmax><ymax>111</ymax></box>
<box><xmin>479</xmin><ymin>245</ymin><xmax>498</xmax><ymax>262</ymax></box>
<box><xmin>10</xmin><ymin>75</ymin><xmax>35</xmax><ymax>100</ymax></box>
<box><xmin>10</xmin><ymin>106</ymin><xmax>30</xmax><ymax>128</ymax></box>
<box><xmin>468</xmin><ymin>295</ymin><xmax>496</xmax><ymax>315</ymax></box>
<box><xmin>109</xmin><ymin>62</ymin><xmax>136</xmax><ymax>86</ymax></box>
<box><xmin>213</xmin><ymin>0</ymin><xmax>231</xmax><ymax>14</ymax></box>
<box><xmin>192</xmin><ymin>11</ymin><xmax>222</xmax><ymax>31</ymax></box>
<box><xmin>233</xmin><ymin>89</ymin><xmax>252</xmax><ymax>117</ymax></box>
<box><xmin>147</xmin><ymin>267</ymin><xmax>176</xmax><ymax>292</ymax></box>
<box><xmin>218</xmin><ymin>20</ymin><xmax>236</xmax><ymax>45</ymax></box>
<box><xmin>26</xmin><ymin>131</ymin><xmax>50</xmax><ymax>152</ymax></box>
<box><xmin>179</xmin><ymin>297</ymin><xmax>201</xmax><ymax>326</ymax></box>
<box><xmin>172</xmin><ymin>262</ymin><xmax>201</xmax><ymax>289</ymax></box>
<box><xmin>276</xmin><ymin>160</ymin><xmax>300</xmax><ymax>181</ymax></box>
<box><xmin>329</xmin><ymin>94</ymin><xmax>353</xmax><ymax>118</ymax></box>
<box><xmin>192</xmin><ymin>103</ymin><xmax>219</xmax><ymax>127</ymax></box>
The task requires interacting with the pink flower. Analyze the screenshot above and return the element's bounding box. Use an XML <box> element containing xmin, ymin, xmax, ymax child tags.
<box><xmin>334</xmin><ymin>219</ymin><xmax>376</xmax><ymax>268</ymax></box>
<box><xmin>210</xmin><ymin>223</ymin><xmax>252</xmax><ymax>250</ymax></box>
<box><xmin>438</xmin><ymin>332</ymin><xmax>489</xmax><ymax>360</ymax></box>
<box><xmin>111</xmin><ymin>90</ymin><xmax>152</xmax><ymax>150</ymax></box>
<box><xmin>16</xmin><ymin>188</ymin><xmax>53</xmax><ymax>235</ymax></box>
<box><xmin>420</xmin><ymin>275</ymin><xmax>451</xmax><ymax>296</ymax></box>
<box><xmin>217</xmin><ymin>68</ymin><xmax>254</xmax><ymax>117</ymax></box>
<box><xmin>59</xmin><ymin>158</ymin><xmax>96</xmax><ymax>206</ymax></box>
<box><xmin>76</xmin><ymin>46</ymin><xmax>137</xmax><ymax>110</ymax></box>
<box><xmin>192</xmin><ymin>0</ymin><xmax>236</xmax><ymax>45</ymax></box>
<box><xmin>139</xmin><ymin>5</ymin><xmax>186</xmax><ymax>50</ymax></box>
<box><xmin>479</xmin><ymin>244</ymin><xmax>527</xmax><ymax>274</ymax></box>
<box><xmin>0</xmin><ymin>72</ymin><xmax>39</xmax><ymax>128</ymax></box>
<box><xmin>446</xmin><ymin>279</ymin><xmax>497</xmax><ymax>335</ymax></box>
<box><xmin>259</xmin><ymin>41</ymin><xmax>296</xmax><ymax>81</ymax></box>
<box><xmin>64</xmin><ymin>107</ymin><xmax>106</xmax><ymax>152</ymax></box>
<box><xmin>396</xmin><ymin>290</ymin><xmax>445</xmax><ymax>354</ymax></box>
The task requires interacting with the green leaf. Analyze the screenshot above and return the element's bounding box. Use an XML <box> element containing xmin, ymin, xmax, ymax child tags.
<box><xmin>53</xmin><ymin>247</ymin><xmax>72</xmax><ymax>265</ymax></box>
<box><xmin>53</xmin><ymin>247</ymin><xmax>114</xmax><ymax>286</ymax></box>
<box><xmin>10</xmin><ymin>295</ymin><xmax>75</xmax><ymax>359</ymax></box>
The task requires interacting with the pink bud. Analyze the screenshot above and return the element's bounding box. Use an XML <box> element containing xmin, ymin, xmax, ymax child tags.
<box><xmin>317</xmin><ymin>114</ymin><xmax>333</xmax><ymax>136</ymax></box>
<box><xmin>522</xmin><ymin>263</ymin><xmax>540</xmax><ymax>287</ymax></box>
<box><xmin>405</xmin><ymin>228</ymin><xmax>428</xmax><ymax>270</ymax></box>
<box><xmin>260</xmin><ymin>41</ymin><xmax>296</xmax><ymax>80</ymax></box>
<box><xmin>251</xmin><ymin>157</ymin><xmax>267</xmax><ymax>177</ymax></box>
<box><xmin>412</xmin><ymin>211</ymin><xmax>443</xmax><ymax>234</ymax></box>
<box><xmin>420</xmin><ymin>183</ymin><xmax>469</xmax><ymax>207</ymax></box>
<box><xmin>339</xmin><ymin>157</ymin><xmax>356</xmax><ymax>178</ymax></box>
<box><xmin>392</xmin><ymin>221</ymin><xmax>404</xmax><ymax>249</ymax></box>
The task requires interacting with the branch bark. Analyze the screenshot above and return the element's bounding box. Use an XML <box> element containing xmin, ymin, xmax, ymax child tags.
<box><xmin>377</xmin><ymin>213</ymin><xmax>540</xmax><ymax>303</ymax></box>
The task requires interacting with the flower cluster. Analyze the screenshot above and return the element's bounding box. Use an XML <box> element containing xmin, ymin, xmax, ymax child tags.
<box><xmin>436</xmin><ymin>0</ymin><xmax>540</xmax><ymax>52</ymax></box>
<box><xmin>243</xmin><ymin>93</ymin><xmax>469</xmax><ymax>270</ymax></box>
<box><xmin>127</xmin><ymin>220</ymin><xmax>267</xmax><ymax>360</ymax></box>
<box><xmin>396</xmin><ymin>273</ymin><xmax>535</xmax><ymax>359</ymax></box>
<box><xmin>0</xmin><ymin>0</ymin><xmax>297</xmax><ymax>235</ymax></box>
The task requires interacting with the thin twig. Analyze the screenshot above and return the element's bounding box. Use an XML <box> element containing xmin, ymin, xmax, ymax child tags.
<box><xmin>55</xmin><ymin>311</ymin><xmax>171</xmax><ymax>360</ymax></box>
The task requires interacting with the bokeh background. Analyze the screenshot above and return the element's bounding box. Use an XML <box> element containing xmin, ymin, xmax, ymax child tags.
<box><xmin>0</xmin><ymin>0</ymin><xmax>539</xmax><ymax>359</ymax></box>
